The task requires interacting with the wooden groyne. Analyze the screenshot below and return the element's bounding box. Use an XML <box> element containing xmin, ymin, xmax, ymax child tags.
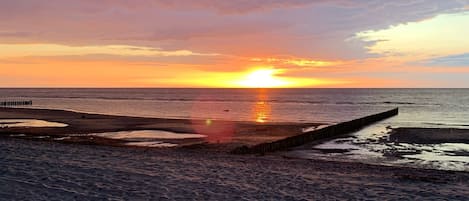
<box><xmin>231</xmin><ymin>108</ymin><xmax>399</xmax><ymax>154</ymax></box>
<box><xmin>0</xmin><ymin>100</ymin><xmax>33</xmax><ymax>107</ymax></box>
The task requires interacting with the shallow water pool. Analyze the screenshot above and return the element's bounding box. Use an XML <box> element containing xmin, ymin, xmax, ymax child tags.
<box><xmin>0</xmin><ymin>119</ymin><xmax>68</xmax><ymax>128</ymax></box>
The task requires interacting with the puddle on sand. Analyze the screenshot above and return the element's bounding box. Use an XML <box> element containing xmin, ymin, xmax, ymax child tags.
<box><xmin>54</xmin><ymin>137</ymin><xmax>72</xmax><ymax>141</ymax></box>
<box><xmin>89</xmin><ymin>130</ymin><xmax>207</xmax><ymax>148</ymax></box>
<box><xmin>9</xmin><ymin>134</ymin><xmax>26</xmax><ymax>137</ymax></box>
<box><xmin>90</xmin><ymin>130</ymin><xmax>207</xmax><ymax>140</ymax></box>
<box><xmin>0</xmin><ymin>119</ymin><xmax>68</xmax><ymax>128</ymax></box>
<box><xmin>302</xmin><ymin>125</ymin><xmax>329</xmax><ymax>133</ymax></box>
<box><xmin>391</xmin><ymin>143</ymin><xmax>469</xmax><ymax>171</ymax></box>
<box><xmin>125</xmin><ymin>141</ymin><xmax>178</xmax><ymax>148</ymax></box>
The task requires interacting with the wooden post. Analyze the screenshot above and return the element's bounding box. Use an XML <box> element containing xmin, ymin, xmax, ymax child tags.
<box><xmin>0</xmin><ymin>100</ymin><xmax>33</xmax><ymax>107</ymax></box>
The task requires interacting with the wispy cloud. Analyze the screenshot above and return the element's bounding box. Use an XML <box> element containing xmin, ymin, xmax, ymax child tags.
<box><xmin>0</xmin><ymin>31</ymin><xmax>33</xmax><ymax>37</ymax></box>
<box><xmin>418</xmin><ymin>53</ymin><xmax>469</xmax><ymax>67</ymax></box>
<box><xmin>146</xmin><ymin>0</ymin><xmax>325</xmax><ymax>14</ymax></box>
<box><xmin>0</xmin><ymin>44</ymin><xmax>218</xmax><ymax>58</ymax></box>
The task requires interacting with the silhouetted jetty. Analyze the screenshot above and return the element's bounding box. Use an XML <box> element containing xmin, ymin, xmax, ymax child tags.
<box><xmin>231</xmin><ymin>108</ymin><xmax>399</xmax><ymax>154</ymax></box>
<box><xmin>0</xmin><ymin>100</ymin><xmax>33</xmax><ymax>107</ymax></box>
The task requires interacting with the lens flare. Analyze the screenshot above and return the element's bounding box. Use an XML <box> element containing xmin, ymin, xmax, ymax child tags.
<box><xmin>190</xmin><ymin>95</ymin><xmax>235</xmax><ymax>143</ymax></box>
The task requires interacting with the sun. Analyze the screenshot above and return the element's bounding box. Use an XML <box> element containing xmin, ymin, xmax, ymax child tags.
<box><xmin>237</xmin><ymin>68</ymin><xmax>290</xmax><ymax>88</ymax></box>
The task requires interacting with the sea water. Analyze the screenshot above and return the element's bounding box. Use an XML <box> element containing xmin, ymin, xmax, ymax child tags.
<box><xmin>2</xmin><ymin>88</ymin><xmax>469</xmax><ymax>125</ymax></box>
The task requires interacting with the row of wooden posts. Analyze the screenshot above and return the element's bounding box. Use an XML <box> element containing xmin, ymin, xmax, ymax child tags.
<box><xmin>0</xmin><ymin>100</ymin><xmax>33</xmax><ymax>107</ymax></box>
<box><xmin>231</xmin><ymin>108</ymin><xmax>399</xmax><ymax>154</ymax></box>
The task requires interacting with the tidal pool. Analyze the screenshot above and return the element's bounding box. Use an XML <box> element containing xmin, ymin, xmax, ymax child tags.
<box><xmin>0</xmin><ymin>119</ymin><xmax>68</xmax><ymax>128</ymax></box>
<box><xmin>88</xmin><ymin>130</ymin><xmax>207</xmax><ymax>148</ymax></box>
<box><xmin>125</xmin><ymin>141</ymin><xmax>178</xmax><ymax>148</ymax></box>
<box><xmin>90</xmin><ymin>130</ymin><xmax>207</xmax><ymax>140</ymax></box>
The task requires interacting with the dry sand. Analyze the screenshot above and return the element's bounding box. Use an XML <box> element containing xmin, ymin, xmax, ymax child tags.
<box><xmin>1</xmin><ymin>138</ymin><xmax>468</xmax><ymax>200</ymax></box>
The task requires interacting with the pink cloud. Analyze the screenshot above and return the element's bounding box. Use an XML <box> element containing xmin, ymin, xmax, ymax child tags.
<box><xmin>0</xmin><ymin>0</ymin><xmax>467</xmax><ymax>63</ymax></box>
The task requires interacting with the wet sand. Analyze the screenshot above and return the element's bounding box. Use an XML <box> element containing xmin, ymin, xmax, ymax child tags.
<box><xmin>389</xmin><ymin>127</ymin><xmax>469</xmax><ymax>144</ymax></box>
<box><xmin>1</xmin><ymin>137</ymin><xmax>468</xmax><ymax>200</ymax></box>
<box><xmin>0</xmin><ymin>107</ymin><xmax>321</xmax><ymax>149</ymax></box>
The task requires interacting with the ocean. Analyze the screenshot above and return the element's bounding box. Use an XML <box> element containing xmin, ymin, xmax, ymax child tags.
<box><xmin>2</xmin><ymin>88</ymin><xmax>469</xmax><ymax>126</ymax></box>
<box><xmin>1</xmin><ymin>88</ymin><xmax>468</xmax><ymax>171</ymax></box>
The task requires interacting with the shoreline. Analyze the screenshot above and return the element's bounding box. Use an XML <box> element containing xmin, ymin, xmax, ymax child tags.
<box><xmin>1</xmin><ymin>107</ymin><xmax>468</xmax><ymax>199</ymax></box>
<box><xmin>0</xmin><ymin>107</ymin><xmax>322</xmax><ymax>150</ymax></box>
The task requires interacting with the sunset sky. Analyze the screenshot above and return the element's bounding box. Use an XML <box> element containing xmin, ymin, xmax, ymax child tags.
<box><xmin>1</xmin><ymin>0</ymin><xmax>468</xmax><ymax>87</ymax></box>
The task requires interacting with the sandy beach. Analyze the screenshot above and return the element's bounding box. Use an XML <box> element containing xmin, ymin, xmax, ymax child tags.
<box><xmin>1</xmin><ymin>137</ymin><xmax>468</xmax><ymax>200</ymax></box>
<box><xmin>1</xmin><ymin>107</ymin><xmax>468</xmax><ymax>200</ymax></box>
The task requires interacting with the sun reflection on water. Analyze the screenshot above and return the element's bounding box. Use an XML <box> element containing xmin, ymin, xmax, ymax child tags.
<box><xmin>253</xmin><ymin>89</ymin><xmax>272</xmax><ymax>123</ymax></box>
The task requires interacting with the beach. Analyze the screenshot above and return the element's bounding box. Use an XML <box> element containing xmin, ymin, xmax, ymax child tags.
<box><xmin>1</xmin><ymin>106</ymin><xmax>468</xmax><ymax>200</ymax></box>
<box><xmin>1</xmin><ymin>137</ymin><xmax>468</xmax><ymax>200</ymax></box>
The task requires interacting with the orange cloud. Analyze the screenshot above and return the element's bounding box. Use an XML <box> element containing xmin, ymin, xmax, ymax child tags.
<box><xmin>0</xmin><ymin>43</ymin><xmax>218</xmax><ymax>58</ymax></box>
<box><xmin>250</xmin><ymin>57</ymin><xmax>343</xmax><ymax>67</ymax></box>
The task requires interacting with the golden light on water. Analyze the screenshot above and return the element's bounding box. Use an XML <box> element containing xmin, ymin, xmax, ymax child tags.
<box><xmin>252</xmin><ymin>90</ymin><xmax>272</xmax><ymax>123</ymax></box>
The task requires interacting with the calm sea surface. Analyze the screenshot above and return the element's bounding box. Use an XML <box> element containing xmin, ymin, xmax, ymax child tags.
<box><xmin>1</xmin><ymin>88</ymin><xmax>469</xmax><ymax>126</ymax></box>
<box><xmin>1</xmin><ymin>88</ymin><xmax>468</xmax><ymax>171</ymax></box>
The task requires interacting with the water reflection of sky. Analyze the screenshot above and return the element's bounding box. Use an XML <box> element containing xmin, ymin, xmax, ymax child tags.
<box><xmin>289</xmin><ymin>120</ymin><xmax>469</xmax><ymax>172</ymax></box>
<box><xmin>0</xmin><ymin>119</ymin><xmax>68</xmax><ymax>128</ymax></box>
<box><xmin>88</xmin><ymin>130</ymin><xmax>206</xmax><ymax>147</ymax></box>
